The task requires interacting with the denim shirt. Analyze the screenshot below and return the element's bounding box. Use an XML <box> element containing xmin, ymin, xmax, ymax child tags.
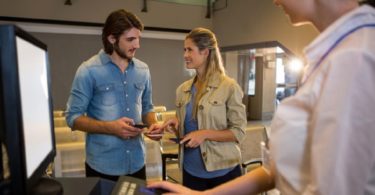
<box><xmin>65</xmin><ymin>49</ymin><xmax>154</xmax><ymax>175</ymax></box>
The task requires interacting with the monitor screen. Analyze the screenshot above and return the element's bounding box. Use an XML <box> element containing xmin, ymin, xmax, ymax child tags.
<box><xmin>15</xmin><ymin>36</ymin><xmax>53</xmax><ymax>178</ymax></box>
<box><xmin>0</xmin><ymin>24</ymin><xmax>56</xmax><ymax>194</ymax></box>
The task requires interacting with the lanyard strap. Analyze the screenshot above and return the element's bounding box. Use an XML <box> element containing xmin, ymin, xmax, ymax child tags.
<box><xmin>300</xmin><ymin>23</ymin><xmax>375</xmax><ymax>86</ymax></box>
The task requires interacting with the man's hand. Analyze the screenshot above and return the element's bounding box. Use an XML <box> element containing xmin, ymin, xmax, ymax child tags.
<box><xmin>109</xmin><ymin>117</ymin><xmax>143</xmax><ymax>139</ymax></box>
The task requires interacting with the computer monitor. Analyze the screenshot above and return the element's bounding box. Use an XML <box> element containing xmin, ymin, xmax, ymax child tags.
<box><xmin>0</xmin><ymin>24</ymin><xmax>58</xmax><ymax>194</ymax></box>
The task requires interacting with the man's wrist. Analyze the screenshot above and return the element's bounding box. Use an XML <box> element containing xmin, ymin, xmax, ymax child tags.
<box><xmin>100</xmin><ymin>120</ymin><xmax>114</xmax><ymax>134</ymax></box>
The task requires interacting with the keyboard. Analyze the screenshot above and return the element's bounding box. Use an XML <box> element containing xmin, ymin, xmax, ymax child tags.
<box><xmin>111</xmin><ymin>176</ymin><xmax>167</xmax><ymax>195</ymax></box>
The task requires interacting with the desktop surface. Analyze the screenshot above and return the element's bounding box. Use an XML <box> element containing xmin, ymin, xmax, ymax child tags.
<box><xmin>56</xmin><ymin>176</ymin><xmax>167</xmax><ymax>195</ymax></box>
<box><xmin>111</xmin><ymin>176</ymin><xmax>168</xmax><ymax>195</ymax></box>
<box><xmin>56</xmin><ymin>177</ymin><xmax>115</xmax><ymax>195</ymax></box>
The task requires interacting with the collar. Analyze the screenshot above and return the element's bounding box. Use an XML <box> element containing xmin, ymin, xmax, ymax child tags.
<box><xmin>98</xmin><ymin>49</ymin><xmax>135</xmax><ymax>67</ymax></box>
<box><xmin>181</xmin><ymin>72</ymin><xmax>225</xmax><ymax>93</ymax></box>
<box><xmin>304</xmin><ymin>5</ymin><xmax>375</xmax><ymax>66</ymax></box>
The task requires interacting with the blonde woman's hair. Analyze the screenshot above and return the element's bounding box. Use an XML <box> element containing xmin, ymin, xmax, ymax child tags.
<box><xmin>186</xmin><ymin>27</ymin><xmax>226</xmax><ymax>119</ymax></box>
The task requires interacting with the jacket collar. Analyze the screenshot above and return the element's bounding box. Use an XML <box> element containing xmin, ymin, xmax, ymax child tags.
<box><xmin>182</xmin><ymin>72</ymin><xmax>224</xmax><ymax>93</ymax></box>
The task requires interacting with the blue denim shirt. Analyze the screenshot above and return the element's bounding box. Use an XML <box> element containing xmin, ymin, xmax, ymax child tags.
<box><xmin>65</xmin><ymin>49</ymin><xmax>154</xmax><ymax>175</ymax></box>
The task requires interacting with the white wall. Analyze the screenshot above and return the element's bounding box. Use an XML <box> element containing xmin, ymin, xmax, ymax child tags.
<box><xmin>0</xmin><ymin>0</ymin><xmax>212</xmax><ymax>30</ymax></box>
<box><xmin>213</xmin><ymin>0</ymin><xmax>318</xmax><ymax>57</ymax></box>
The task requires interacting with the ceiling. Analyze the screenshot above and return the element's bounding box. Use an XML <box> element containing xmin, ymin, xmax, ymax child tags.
<box><xmin>153</xmin><ymin>0</ymin><xmax>216</xmax><ymax>6</ymax></box>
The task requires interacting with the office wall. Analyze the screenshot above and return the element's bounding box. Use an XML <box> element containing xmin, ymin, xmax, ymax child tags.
<box><xmin>32</xmin><ymin>32</ymin><xmax>189</xmax><ymax>110</ymax></box>
<box><xmin>1</xmin><ymin>0</ymin><xmax>321</xmax><ymax>114</ymax></box>
<box><xmin>213</xmin><ymin>0</ymin><xmax>318</xmax><ymax>57</ymax></box>
<box><xmin>0</xmin><ymin>0</ymin><xmax>210</xmax><ymax>111</ymax></box>
<box><xmin>0</xmin><ymin>0</ymin><xmax>212</xmax><ymax>30</ymax></box>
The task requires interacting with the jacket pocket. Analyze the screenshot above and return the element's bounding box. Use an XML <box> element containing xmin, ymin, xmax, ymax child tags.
<box><xmin>207</xmin><ymin>99</ymin><xmax>227</xmax><ymax>128</ymax></box>
<box><xmin>208</xmin><ymin>99</ymin><xmax>224</xmax><ymax>106</ymax></box>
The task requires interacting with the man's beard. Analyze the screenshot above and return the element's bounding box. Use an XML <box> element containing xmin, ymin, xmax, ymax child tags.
<box><xmin>113</xmin><ymin>41</ymin><xmax>132</xmax><ymax>61</ymax></box>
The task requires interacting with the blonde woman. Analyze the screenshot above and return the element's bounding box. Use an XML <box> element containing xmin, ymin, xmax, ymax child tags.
<box><xmin>158</xmin><ymin>28</ymin><xmax>247</xmax><ymax>190</ymax></box>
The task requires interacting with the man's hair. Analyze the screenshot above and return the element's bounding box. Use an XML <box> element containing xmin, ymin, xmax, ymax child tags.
<box><xmin>102</xmin><ymin>9</ymin><xmax>144</xmax><ymax>54</ymax></box>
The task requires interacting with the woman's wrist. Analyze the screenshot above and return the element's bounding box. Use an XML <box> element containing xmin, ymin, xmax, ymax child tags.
<box><xmin>202</xmin><ymin>189</ymin><xmax>215</xmax><ymax>195</ymax></box>
<box><xmin>201</xmin><ymin>129</ymin><xmax>214</xmax><ymax>141</ymax></box>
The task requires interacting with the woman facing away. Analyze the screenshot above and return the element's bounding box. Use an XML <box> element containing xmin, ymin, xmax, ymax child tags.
<box><xmin>148</xmin><ymin>0</ymin><xmax>375</xmax><ymax>194</ymax></box>
<box><xmin>151</xmin><ymin>27</ymin><xmax>247</xmax><ymax>191</ymax></box>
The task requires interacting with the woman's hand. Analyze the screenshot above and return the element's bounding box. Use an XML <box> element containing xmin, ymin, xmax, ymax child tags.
<box><xmin>144</xmin><ymin>123</ymin><xmax>164</xmax><ymax>141</ymax></box>
<box><xmin>181</xmin><ymin>130</ymin><xmax>208</xmax><ymax>148</ymax></box>
<box><xmin>161</xmin><ymin>117</ymin><xmax>179</xmax><ymax>135</ymax></box>
<box><xmin>147</xmin><ymin>181</ymin><xmax>203</xmax><ymax>195</ymax></box>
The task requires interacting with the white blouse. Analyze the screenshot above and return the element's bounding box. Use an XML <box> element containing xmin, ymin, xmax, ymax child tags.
<box><xmin>270</xmin><ymin>5</ymin><xmax>375</xmax><ymax>195</ymax></box>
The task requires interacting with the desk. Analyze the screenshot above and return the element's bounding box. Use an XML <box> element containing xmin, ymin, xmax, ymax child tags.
<box><xmin>56</xmin><ymin>177</ymin><xmax>115</xmax><ymax>195</ymax></box>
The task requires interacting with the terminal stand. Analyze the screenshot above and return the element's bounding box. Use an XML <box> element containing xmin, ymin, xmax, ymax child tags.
<box><xmin>31</xmin><ymin>177</ymin><xmax>63</xmax><ymax>195</ymax></box>
<box><xmin>56</xmin><ymin>177</ymin><xmax>115</xmax><ymax>195</ymax></box>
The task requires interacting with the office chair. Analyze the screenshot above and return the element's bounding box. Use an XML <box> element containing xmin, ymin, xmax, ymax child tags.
<box><xmin>240</xmin><ymin>125</ymin><xmax>268</xmax><ymax>174</ymax></box>
<box><xmin>239</xmin><ymin>125</ymin><xmax>269</xmax><ymax>195</ymax></box>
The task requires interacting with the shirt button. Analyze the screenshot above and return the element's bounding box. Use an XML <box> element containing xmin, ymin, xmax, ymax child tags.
<box><xmin>126</xmin><ymin>108</ymin><xmax>130</xmax><ymax>111</ymax></box>
<box><xmin>126</xmin><ymin>94</ymin><xmax>128</xmax><ymax>97</ymax></box>
<box><xmin>126</xmin><ymin>150</ymin><xmax>130</xmax><ymax>153</ymax></box>
<box><xmin>199</xmin><ymin>105</ymin><xmax>204</xmax><ymax>110</ymax></box>
<box><xmin>123</xmin><ymin>81</ymin><xmax>127</xmax><ymax>85</ymax></box>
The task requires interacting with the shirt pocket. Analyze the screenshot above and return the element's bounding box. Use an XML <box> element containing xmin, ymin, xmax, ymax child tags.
<box><xmin>134</xmin><ymin>82</ymin><xmax>145</xmax><ymax>104</ymax></box>
<box><xmin>96</xmin><ymin>83</ymin><xmax>117</xmax><ymax>106</ymax></box>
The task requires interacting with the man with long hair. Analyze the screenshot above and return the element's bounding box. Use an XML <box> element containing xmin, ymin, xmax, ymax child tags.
<box><xmin>66</xmin><ymin>9</ymin><xmax>162</xmax><ymax>181</ymax></box>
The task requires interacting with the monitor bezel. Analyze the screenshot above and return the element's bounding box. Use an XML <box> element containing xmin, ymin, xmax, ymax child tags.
<box><xmin>0</xmin><ymin>24</ymin><xmax>56</xmax><ymax>194</ymax></box>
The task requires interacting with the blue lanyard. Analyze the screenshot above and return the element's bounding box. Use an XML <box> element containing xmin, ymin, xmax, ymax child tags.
<box><xmin>300</xmin><ymin>23</ymin><xmax>375</xmax><ymax>86</ymax></box>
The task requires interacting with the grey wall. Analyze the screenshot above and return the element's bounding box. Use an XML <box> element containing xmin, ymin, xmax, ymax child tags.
<box><xmin>134</xmin><ymin>38</ymin><xmax>191</xmax><ymax>110</ymax></box>
<box><xmin>1</xmin><ymin>0</ymin><xmax>318</xmax><ymax>57</ymax></box>
<box><xmin>0</xmin><ymin>0</ymin><xmax>212</xmax><ymax>30</ymax></box>
<box><xmin>213</xmin><ymin>0</ymin><xmax>318</xmax><ymax>57</ymax></box>
<box><xmin>32</xmin><ymin>32</ymin><xmax>189</xmax><ymax>110</ymax></box>
<box><xmin>1</xmin><ymin>0</ymin><xmax>210</xmax><ymax>111</ymax></box>
<box><xmin>31</xmin><ymin>33</ymin><xmax>102</xmax><ymax>110</ymax></box>
<box><xmin>1</xmin><ymin>0</ymin><xmax>322</xmax><ymax>113</ymax></box>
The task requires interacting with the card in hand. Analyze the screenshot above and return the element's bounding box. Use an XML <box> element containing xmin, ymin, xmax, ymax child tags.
<box><xmin>169</xmin><ymin>137</ymin><xmax>180</xmax><ymax>143</ymax></box>
<box><xmin>134</xmin><ymin>124</ymin><xmax>148</xmax><ymax>129</ymax></box>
